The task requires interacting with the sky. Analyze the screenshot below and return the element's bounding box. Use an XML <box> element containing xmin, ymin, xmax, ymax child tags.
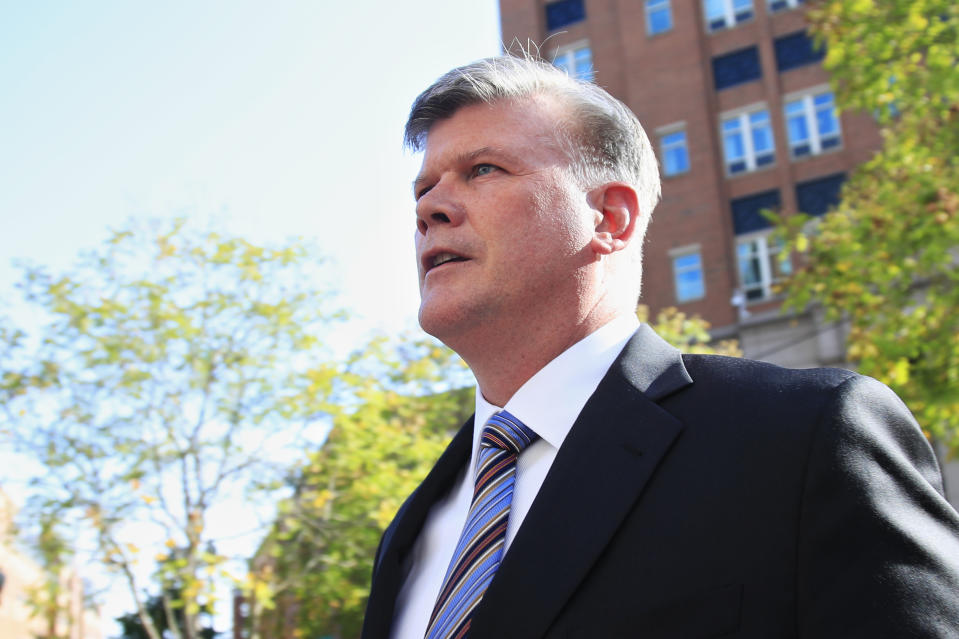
<box><xmin>0</xmin><ymin>1</ymin><xmax>503</xmax><ymax>632</ymax></box>
<box><xmin>0</xmin><ymin>0</ymin><xmax>504</xmax><ymax>337</ymax></box>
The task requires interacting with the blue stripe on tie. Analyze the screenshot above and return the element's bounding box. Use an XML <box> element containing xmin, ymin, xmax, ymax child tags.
<box><xmin>424</xmin><ymin>410</ymin><xmax>538</xmax><ymax>639</ymax></box>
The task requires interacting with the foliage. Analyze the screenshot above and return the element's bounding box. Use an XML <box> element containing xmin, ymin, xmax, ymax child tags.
<box><xmin>23</xmin><ymin>514</ymin><xmax>72</xmax><ymax>639</ymax></box>
<box><xmin>0</xmin><ymin>219</ymin><xmax>344</xmax><ymax>639</ymax></box>
<box><xmin>776</xmin><ymin>0</ymin><xmax>959</xmax><ymax>452</ymax></box>
<box><xmin>245</xmin><ymin>337</ymin><xmax>471</xmax><ymax>639</ymax></box>
<box><xmin>810</xmin><ymin>0</ymin><xmax>957</xmax><ymax>125</ymax></box>
<box><xmin>115</xmin><ymin>590</ymin><xmax>218</xmax><ymax>639</ymax></box>
<box><xmin>637</xmin><ymin>305</ymin><xmax>741</xmax><ymax>357</ymax></box>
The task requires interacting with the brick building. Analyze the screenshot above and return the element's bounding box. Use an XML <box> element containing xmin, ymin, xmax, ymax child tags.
<box><xmin>499</xmin><ymin>0</ymin><xmax>881</xmax><ymax>368</ymax></box>
<box><xmin>498</xmin><ymin>0</ymin><xmax>959</xmax><ymax>504</ymax></box>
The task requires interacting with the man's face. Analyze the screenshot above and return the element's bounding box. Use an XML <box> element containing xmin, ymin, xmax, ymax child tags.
<box><xmin>413</xmin><ymin>95</ymin><xmax>599</xmax><ymax>346</ymax></box>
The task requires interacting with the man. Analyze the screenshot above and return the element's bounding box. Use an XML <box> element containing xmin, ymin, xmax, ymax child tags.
<box><xmin>362</xmin><ymin>55</ymin><xmax>959</xmax><ymax>638</ymax></box>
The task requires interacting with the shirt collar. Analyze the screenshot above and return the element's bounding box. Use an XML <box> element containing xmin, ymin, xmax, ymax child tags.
<box><xmin>473</xmin><ymin>314</ymin><xmax>640</xmax><ymax>452</ymax></box>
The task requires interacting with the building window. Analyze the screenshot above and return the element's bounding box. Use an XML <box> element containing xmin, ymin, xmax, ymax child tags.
<box><xmin>796</xmin><ymin>173</ymin><xmax>846</xmax><ymax>217</ymax></box>
<box><xmin>768</xmin><ymin>0</ymin><xmax>804</xmax><ymax>12</ymax></box>
<box><xmin>672</xmin><ymin>249</ymin><xmax>706</xmax><ymax>302</ymax></box>
<box><xmin>703</xmin><ymin>0</ymin><xmax>754</xmax><ymax>32</ymax></box>
<box><xmin>552</xmin><ymin>42</ymin><xmax>594</xmax><ymax>80</ymax></box>
<box><xmin>659</xmin><ymin>127</ymin><xmax>690</xmax><ymax>176</ymax></box>
<box><xmin>774</xmin><ymin>31</ymin><xmax>825</xmax><ymax>72</ymax></box>
<box><xmin>546</xmin><ymin>0</ymin><xmax>586</xmax><ymax>31</ymax></box>
<box><xmin>731</xmin><ymin>189</ymin><xmax>781</xmax><ymax>235</ymax></box>
<box><xmin>784</xmin><ymin>90</ymin><xmax>841</xmax><ymax>159</ymax></box>
<box><xmin>737</xmin><ymin>233</ymin><xmax>792</xmax><ymax>301</ymax></box>
<box><xmin>712</xmin><ymin>46</ymin><xmax>761</xmax><ymax>90</ymax></box>
<box><xmin>721</xmin><ymin>108</ymin><xmax>775</xmax><ymax>175</ymax></box>
<box><xmin>646</xmin><ymin>0</ymin><xmax>673</xmax><ymax>35</ymax></box>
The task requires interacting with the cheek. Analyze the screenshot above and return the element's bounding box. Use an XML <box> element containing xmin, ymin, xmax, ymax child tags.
<box><xmin>414</xmin><ymin>232</ymin><xmax>426</xmax><ymax>277</ymax></box>
<box><xmin>534</xmin><ymin>179</ymin><xmax>592</xmax><ymax>238</ymax></box>
<box><xmin>539</xmin><ymin>203</ymin><xmax>594</xmax><ymax>255</ymax></box>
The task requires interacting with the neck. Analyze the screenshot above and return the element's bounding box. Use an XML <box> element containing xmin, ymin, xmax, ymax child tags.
<box><xmin>454</xmin><ymin>305</ymin><xmax>628</xmax><ymax>407</ymax></box>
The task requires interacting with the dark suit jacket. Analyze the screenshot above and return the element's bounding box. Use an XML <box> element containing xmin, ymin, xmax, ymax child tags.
<box><xmin>362</xmin><ymin>325</ymin><xmax>959</xmax><ymax>638</ymax></box>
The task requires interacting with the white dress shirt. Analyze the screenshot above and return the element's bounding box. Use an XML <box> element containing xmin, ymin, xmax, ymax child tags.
<box><xmin>389</xmin><ymin>314</ymin><xmax>640</xmax><ymax>639</ymax></box>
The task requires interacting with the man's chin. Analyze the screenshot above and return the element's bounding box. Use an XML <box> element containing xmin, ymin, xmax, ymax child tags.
<box><xmin>418</xmin><ymin>301</ymin><xmax>477</xmax><ymax>343</ymax></box>
<box><xmin>417</xmin><ymin>305</ymin><xmax>452</xmax><ymax>340</ymax></box>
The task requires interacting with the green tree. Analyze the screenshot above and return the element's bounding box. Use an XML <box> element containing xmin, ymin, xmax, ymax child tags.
<box><xmin>246</xmin><ymin>337</ymin><xmax>471</xmax><ymax>639</ymax></box>
<box><xmin>24</xmin><ymin>513</ymin><xmax>73</xmax><ymax>639</ymax></box>
<box><xmin>0</xmin><ymin>219</ymin><xmax>344</xmax><ymax>639</ymax></box>
<box><xmin>115</xmin><ymin>590</ymin><xmax>218</xmax><ymax>639</ymax></box>
<box><xmin>776</xmin><ymin>0</ymin><xmax>959</xmax><ymax>452</ymax></box>
<box><xmin>637</xmin><ymin>305</ymin><xmax>741</xmax><ymax>357</ymax></box>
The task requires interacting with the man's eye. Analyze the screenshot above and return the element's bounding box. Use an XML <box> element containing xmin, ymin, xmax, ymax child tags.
<box><xmin>472</xmin><ymin>164</ymin><xmax>497</xmax><ymax>177</ymax></box>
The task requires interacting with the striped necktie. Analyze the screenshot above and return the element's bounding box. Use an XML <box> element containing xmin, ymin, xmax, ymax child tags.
<box><xmin>424</xmin><ymin>410</ymin><xmax>538</xmax><ymax>639</ymax></box>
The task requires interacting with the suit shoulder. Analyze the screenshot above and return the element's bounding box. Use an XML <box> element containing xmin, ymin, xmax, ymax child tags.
<box><xmin>679</xmin><ymin>353</ymin><xmax>857</xmax><ymax>394</ymax></box>
<box><xmin>669</xmin><ymin>355</ymin><xmax>890</xmax><ymax>433</ymax></box>
<box><xmin>673</xmin><ymin>355</ymin><xmax>925</xmax><ymax>462</ymax></box>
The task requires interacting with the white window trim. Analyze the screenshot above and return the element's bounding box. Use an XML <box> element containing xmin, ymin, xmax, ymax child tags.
<box><xmin>670</xmin><ymin>244</ymin><xmax>706</xmax><ymax>303</ymax></box>
<box><xmin>767</xmin><ymin>0</ymin><xmax>803</xmax><ymax>12</ymax></box>
<box><xmin>720</xmin><ymin>103</ymin><xmax>776</xmax><ymax>176</ymax></box>
<box><xmin>704</xmin><ymin>0</ymin><xmax>754</xmax><ymax>32</ymax></box>
<box><xmin>782</xmin><ymin>82</ymin><xmax>831</xmax><ymax>104</ymax></box>
<box><xmin>646</xmin><ymin>0</ymin><xmax>672</xmax><ymax>35</ymax></box>
<box><xmin>736</xmin><ymin>231</ymin><xmax>790</xmax><ymax>302</ymax></box>
<box><xmin>551</xmin><ymin>39</ymin><xmax>594</xmax><ymax>81</ymax></box>
<box><xmin>783</xmin><ymin>84</ymin><xmax>842</xmax><ymax>159</ymax></box>
<box><xmin>657</xmin><ymin>121</ymin><xmax>690</xmax><ymax>177</ymax></box>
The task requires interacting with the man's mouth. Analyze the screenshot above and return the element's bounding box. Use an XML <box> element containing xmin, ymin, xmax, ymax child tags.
<box><xmin>432</xmin><ymin>252</ymin><xmax>467</xmax><ymax>268</ymax></box>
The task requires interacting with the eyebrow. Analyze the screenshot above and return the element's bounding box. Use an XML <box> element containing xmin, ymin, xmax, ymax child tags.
<box><xmin>411</xmin><ymin>146</ymin><xmax>526</xmax><ymax>196</ymax></box>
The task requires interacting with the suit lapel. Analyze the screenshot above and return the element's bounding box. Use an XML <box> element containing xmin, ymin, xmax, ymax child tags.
<box><xmin>362</xmin><ymin>417</ymin><xmax>473</xmax><ymax>639</ymax></box>
<box><xmin>471</xmin><ymin>325</ymin><xmax>693</xmax><ymax>638</ymax></box>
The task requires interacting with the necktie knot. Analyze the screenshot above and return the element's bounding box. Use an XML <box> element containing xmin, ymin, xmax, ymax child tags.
<box><xmin>481</xmin><ymin>410</ymin><xmax>538</xmax><ymax>455</ymax></box>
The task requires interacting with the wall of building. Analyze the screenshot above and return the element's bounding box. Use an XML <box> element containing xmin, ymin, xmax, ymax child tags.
<box><xmin>500</xmin><ymin>0</ymin><xmax>881</xmax><ymax>339</ymax></box>
<box><xmin>499</xmin><ymin>0</ymin><xmax>959</xmax><ymax>511</ymax></box>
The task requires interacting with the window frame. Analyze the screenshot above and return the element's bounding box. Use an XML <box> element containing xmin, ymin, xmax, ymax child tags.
<box><xmin>773</xmin><ymin>30</ymin><xmax>825</xmax><ymax>72</ymax></box>
<box><xmin>657</xmin><ymin>123</ymin><xmax>691</xmax><ymax>177</ymax></box>
<box><xmin>784</xmin><ymin>86</ymin><xmax>842</xmax><ymax>160</ymax></box>
<box><xmin>551</xmin><ymin>40</ymin><xmax>595</xmax><ymax>81</ymax></box>
<box><xmin>736</xmin><ymin>232</ymin><xmax>792</xmax><ymax>302</ymax></box>
<box><xmin>545</xmin><ymin>0</ymin><xmax>587</xmax><ymax>31</ymax></box>
<box><xmin>703</xmin><ymin>0</ymin><xmax>754</xmax><ymax>32</ymax></box>
<box><xmin>720</xmin><ymin>104</ymin><xmax>776</xmax><ymax>176</ymax></box>
<box><xmin>712</xmin><ymin>46</ymin><xmax>762</xmax><ymax>90</ymax></box>
<box><xmin>646</xmin><ymin>0</ymin><xmax>673</xmax><ymax>35</ymax></box>
<box><xmin>767</xmin><ymin>0</ymin><xmax>803</xmax><ymax>13</ymax></box>
<box><xmin>795</xmin><ymin>172</ymin><xmax>846</xmax><ymax>217</ymax></box>
<box><xmin>670</xmin><ymin>245</ymin><xmax>706</xmax><ymax>303</ymax></box>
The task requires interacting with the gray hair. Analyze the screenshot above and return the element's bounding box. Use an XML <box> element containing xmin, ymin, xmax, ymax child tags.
<box><xmin>404</xmin><ymin>55</ymin><xmax>661</xmax><ymax>227</ymax></box>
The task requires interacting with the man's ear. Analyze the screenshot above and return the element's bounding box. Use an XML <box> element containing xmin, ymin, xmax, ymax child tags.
<box><xmin>589</xmin><ymin>183</ymin><xmax>640</xmax><ymax>256</ymax></box>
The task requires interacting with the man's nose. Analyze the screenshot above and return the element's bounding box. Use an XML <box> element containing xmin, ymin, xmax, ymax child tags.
<box><xmin>415</xmin><ymin>177</ymin><xmax>465</xmax><ymax>234</ymax></box>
